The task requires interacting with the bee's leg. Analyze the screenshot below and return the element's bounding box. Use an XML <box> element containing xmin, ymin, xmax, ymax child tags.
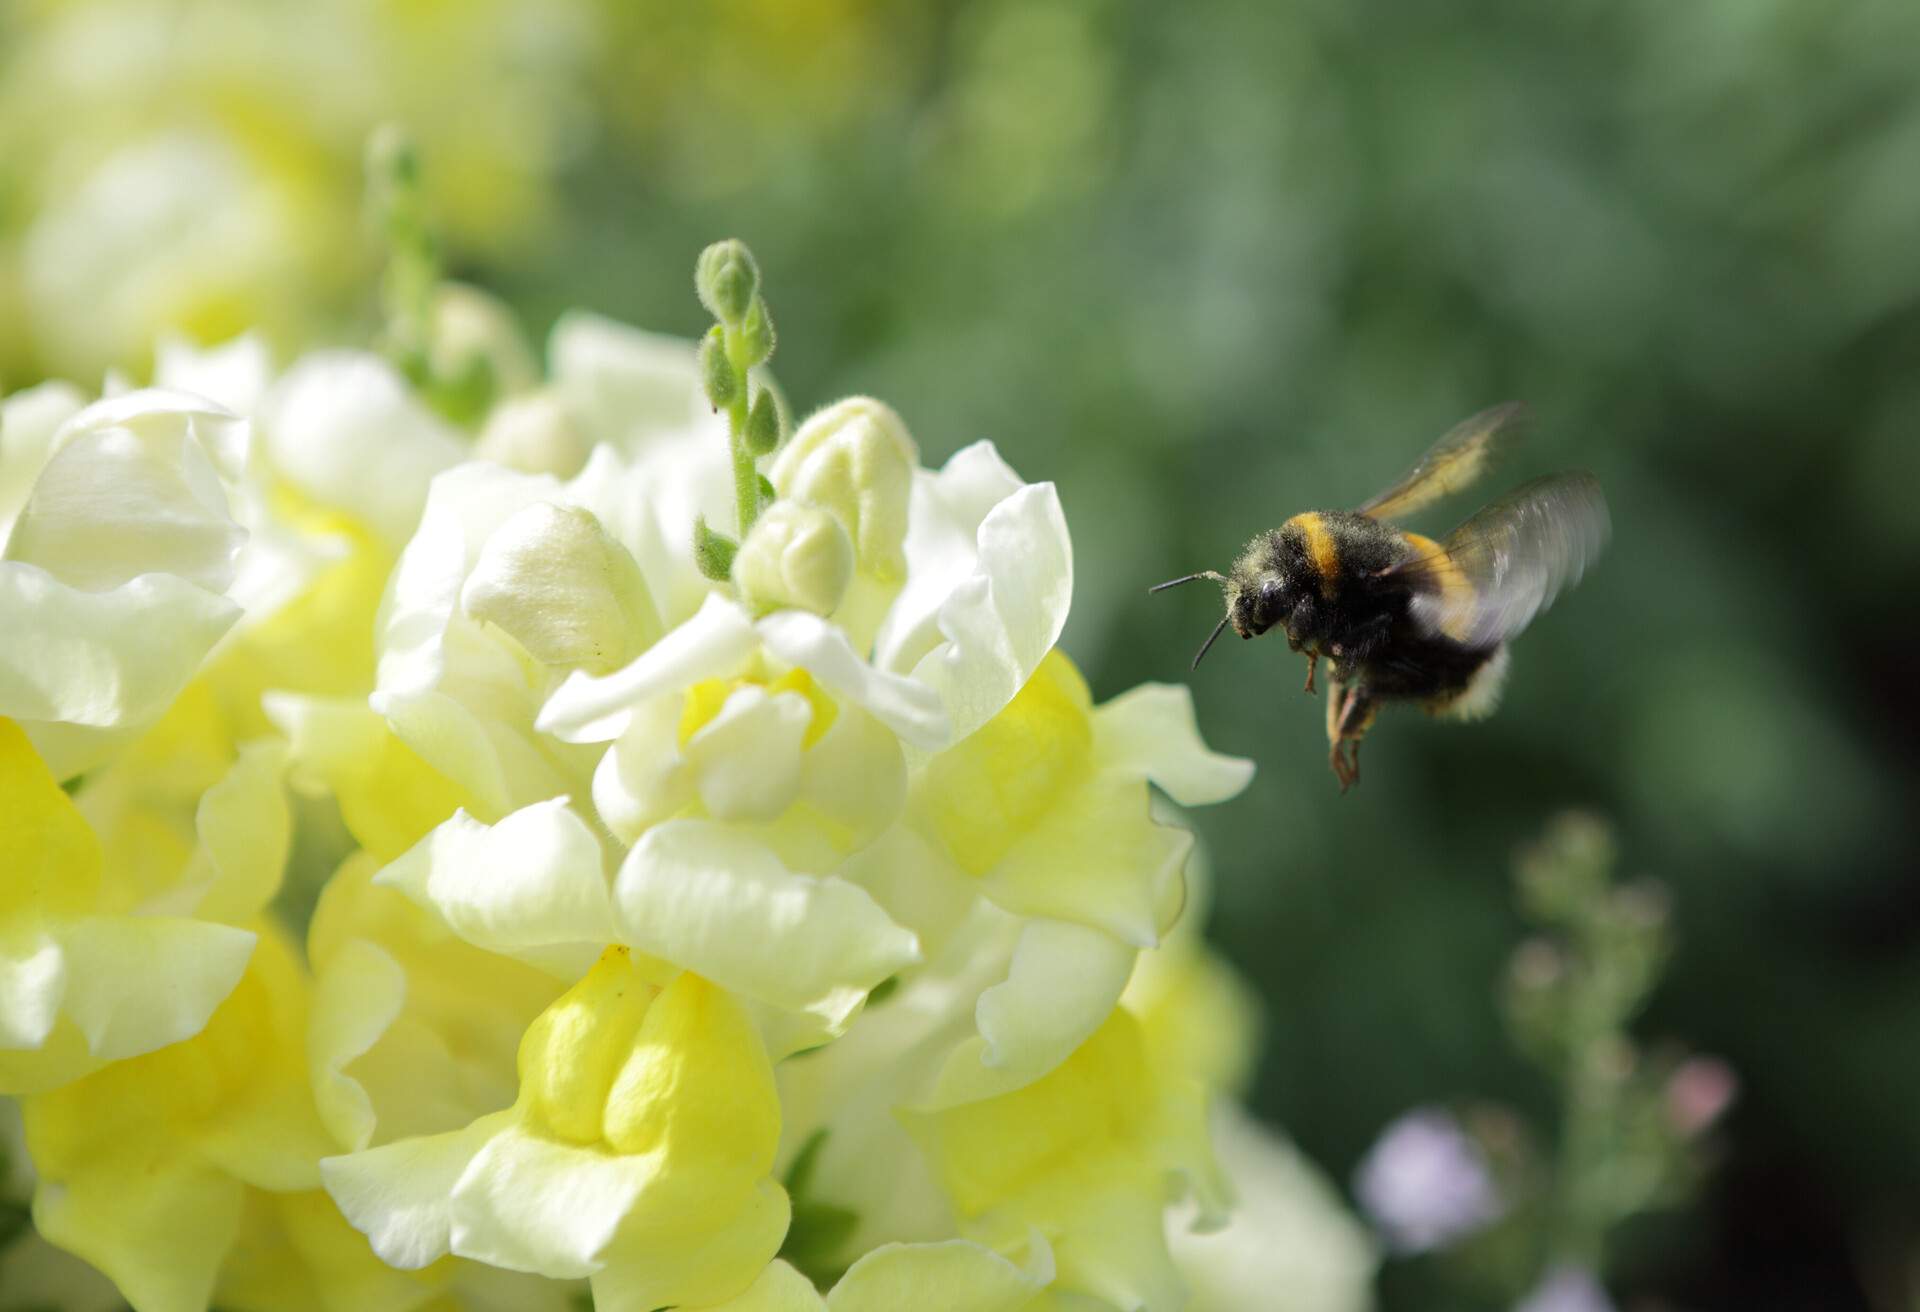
<box><xmin>1302</xmin><ymin>649</ymin><xmax>1319</xmax><ymax>695</ymax></box>
<box><xmin>1327</xmin><ymin>684</ymin><xmax>1379</xmax><ymax>792</ymax></box>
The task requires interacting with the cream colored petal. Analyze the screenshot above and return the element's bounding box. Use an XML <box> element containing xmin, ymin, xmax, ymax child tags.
<box><xmin>828</xmin><ymin>1237</ymin><xmax>1054</xmax><ymax>1312</ymax></box>
<box><xmin>375</xmin><ymin>459</ymin><xmax>565</xmax><ymax>698</ymax></box>
<box><xmin>757</xmin><ymin>610</ymin><xmax>948</xmax><ymax>750</ymax></box>
<box><xmin>0</xmin><ymin>562</ymin><xmax>238</xmax><ymax>732</ymax></box>
<box><xmin>261</xmin><ymin>353</ymin><xmax>467</xmax><ymax>546</ymax></box>
<box><xmin>883</xmin><ymin>451</ymin><xmax>1072</xmax><ymax>746</ymax></box>
<box><xmin>586</xmin><ymin>1179</ymin><xmax>790</xmax><ymax>1312</ymax></box>
<box><xmin>308</xmin><ymin>937</ymin><xmax>408</xmax><ymax>1152</ymax></box>
<box><xmin>538</xmin><ymin>593</ymin><xmax>758</xmax><ymax>743</ymax></box>
<box><xmin>56</xmin><ymin>915</ymin><xmax>257</xmax><ymax>1062</ymax></box>
<box><xmin>321</xmin><ymin>1113</ymin><xmax>510</xmax><ymax>1270</ymax></box>
<box><xmin>1169</xmin><ymin>1103</ymin><xmax>1377</xmax><ymax>1312</ymax></box>
<box><xmin>448</xmin><ymin>1124</ymin><xmax>656</xmax><ymax>1278</ymax></box>
<box><xmin>928</xmin><ymin>921</ymin><xmax>1138</xmax><ymax>1107</ymax></box>
<box><xmin>1092</xmin><ymin>685</ymin><xmax>1254</xmax><ymax>806</ymax></box>
<box><xmin>683</xmin><ymin>686</ymin><xmax>811</xmax><ymax>822</ymax></box>
<box><xmin>0</xmin><ymin>937</ymin><xmax>65</xmax><ymax>1050</ymax></box>
<box><xmin>178</xmin><ymin>738</ymin><xmax>291</xmax><ymax>923</ymax></box>
<box><xmin>591</xmin><ymin>695</ymin><xmax>694</xmax><ymax>845</ymax></box>
<box><xmin>153</xmin><ymin>332</ymin><xmax>273</xmax><ymax>415</ymax></box>
<box><xmin>978</xmin><ymin>782</ymin><xmax>1192</xmax><ymax>948</ymax></box>
<box><xmin>7</xmin><ymin>390</ymin><xmax>246</xmax><ymax>594</ymax></box>
<box><xmin>376</xmin><ymin>801</ymin><xmax>615</xmax><ymax>973</ymax></box>
<box><xmin>873</xmin><ymin>441</ymin><xmax>1026</xmax><ymax>676</ymax></box>
<box><xmin>698</xmin><ymin>1260</ymin><xmax>826</xmax><ymax>1312</ymax></box>
<box><xmin>613</xmin><ymin>821</ymin><xmax>919</xmax><ymax>1031</ymax></box>
<box><xmin>548</xmin><ymin>312</ymin><xmax>705</xmax><ymax>449</ymax></box>
<box><xmin>0</xmin><ymin>381</ymin><xmax>87</xmax><ymax>545</ymax></box>
<box><xmin>25</xmin><ymin>1120</ymin><xmax>243</xmax><ymax>1312</ymax></box>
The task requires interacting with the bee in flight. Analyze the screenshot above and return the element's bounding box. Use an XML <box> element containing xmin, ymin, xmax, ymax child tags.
<box><xmin>1153</xmin><ymin>403</ymin><xmax>1608</xmax><ymax>790</ymax></box>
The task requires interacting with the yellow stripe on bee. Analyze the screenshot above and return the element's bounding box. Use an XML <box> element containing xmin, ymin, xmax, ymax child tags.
<box><xmin>1400</xmin><ymin>531</ymin><xmax>1477</xmax><ymax>642</ymax></box>
<box><xmin>1291</xmin><ymin>513</ymin><xmax>1340</xmax><ymax>598</ymax></box>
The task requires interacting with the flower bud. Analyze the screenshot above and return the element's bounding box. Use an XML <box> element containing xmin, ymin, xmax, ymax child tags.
<box><xmin>737</xmin><ymin>296</ymin><xmax>776</xmax><ymax>368</ymax></box>
<box><xmin>699</xmin><ymin>326</ymin><xmax>738</xmax><ymax>410</ymax></box>
<box><xmin>770</xmin><ymin>397</ymin><xmax>917</xmax><ymax>581</ymax></box>
<box><xmin>695</xmin><ymin>239</ymin><xmax>760</xmax><ymax>327</ymax></box>
<box><xmin>693</xmin><ymin>514</ymin><xmax>738</xmax><ymax>582</ymax></box>
<box><xmin>745</xmin><ymin>388</ymin><xmax>781</xmax><ymax>456</ymax></box>
<box><xmin>732</xmin><ymin>500</ymin><xmax>854</xmax><ymax>617</ymax></box>
<box><xmin>474</xmin><ymin>391</ymin><xmax>590</xmax><ymax>477</ymax></box>
<box><xmin>460</xmin><ymin>502</ymin><xmax>655</xmax><ymax>671</ymax></box>
<box><xmin>429</xmin><ymin>282</ymin><xmax>539</xmax><ymax>405</ymax></box>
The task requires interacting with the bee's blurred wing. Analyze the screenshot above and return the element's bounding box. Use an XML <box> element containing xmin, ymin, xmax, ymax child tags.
<box><xmin>1391</xmin><ymin>472</ymin><xmax>1609</xmax><ymax>649</ymax></box>
<box><xmin>1356</xmin><ymin>402</ymin><xmax>1527</xmax><ymax>521</ymax></box>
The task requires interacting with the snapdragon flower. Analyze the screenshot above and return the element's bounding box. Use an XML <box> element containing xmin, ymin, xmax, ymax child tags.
<box><xmin>0</xmin><ymin>238</ymin><xmax>1377</xmax><ymax>1311</ymax></box>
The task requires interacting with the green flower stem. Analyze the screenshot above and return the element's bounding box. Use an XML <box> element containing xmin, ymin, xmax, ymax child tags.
<box><xmin>724</xmin><ymin>329</ymin><xmax>761</xmax><ymax>538</ymax></box>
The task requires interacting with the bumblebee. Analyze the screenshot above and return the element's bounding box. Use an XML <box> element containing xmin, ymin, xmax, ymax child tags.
<box><xmin>1154</xmin><ymin>403</ymin><xmax>1608</xmax><ymax>789</ymax></box>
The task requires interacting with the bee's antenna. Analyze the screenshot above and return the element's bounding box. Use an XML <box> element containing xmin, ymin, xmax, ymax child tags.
<box><xmin>1191</xmin><ymin>615</ymin><xmax>1231</xmax><ymax>670</ymax></box>
<box><xmin>1149</xmin><ymin>570</ymin><xmax>1226</xmax><ymax>593</ymax></box>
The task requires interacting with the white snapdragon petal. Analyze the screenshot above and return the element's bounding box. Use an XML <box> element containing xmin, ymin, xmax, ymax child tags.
<box><xmin>56</xmin><ymin>916</ymin><xmax>258</xmax><ymax>1061</ymax></box>
<box><xmin>460</xmin><ymin>501</ymin><xmax>657</xmax><ymax>671</ymax></box>
<box><xmin>828</xmin><ymin>1238</ymin><xmax>1055</xmax><ymax>1312</ymax></box>
<box><xmin>875</xmin><ymin>444</ymin><xmax>1072</xmax><ymax>745</ymax></box>
<box><xmin>370</xmin><ymin>689</ymin><xmax>522</xmax><ymax>819</ymax></box>
<box><xmin>539</xmin><ymin>593</ymin><xmax>758</xmax><ymax>742</ymax></box>
<box><xmin>0</xmin><ymin>564</ymin><xmax>240</xmax><ymax>777</ymax></box>
<box><xmin>0</xmin><ymin>938</ymin><xmax>65</xmax><ymax>1049</ymax></box>
<box><xmin>261</xmin><ymin>352</ymin><xmax>468</xmax><ymax>546</ymax></box>
<box><xmin>451</xmin><ymin>1129</ymin><xmax>637</xmax><ymax>1276</ymax></box>
<box><xmin>548</xmin><ymin>312</ymin><xmax>706</xmax><ymax>450</ymax></box>
<box><xmin>757</xmin><ymin>609</ymin><xmax>948</xmax><ymax>750</ymax></box>
<box><xmin>7</xmin><ymin>390</ymin><xmax>246</xmax><ymax>595</ymax></box>
<box><xmin>614</xmin><ymin>820</ymin><xmax>920</xmax><ymax>1034</ymax></box>
<box><xmin>929</xmin><ymin>920</ymin><xmax>1138</xmax><ymax>1106</ymax></box>
<box><xmin>309</xmin><ymin>937</ymin><xmax>409</xmax><ymax>1152</ymax></box>
<box><xmin>592</xmin><ymin>695</ymin><xmax>695</xmax><ymax>843</ymax></box>
<box><xmin>377</xmin><ymin>802</ymin><xmax>616</xmax><ymax>977</ymax></box>
<box><xmin>172</xmin><ymin>739</ymin><xmax>291</xmax><ymax>923</ymax></box>
<box><xmin>568</xmin><ymin>434</ymin><xmax>735</xmax><ymax>633</ymax></box>
<box><xmin>378</xmin><ymin>461</ymin><xmax>568</xmax><ymax>697</ymax></box>
<box><xmin>1170</xmin><ymin>1104</ymin><xmax>1377</xmax><ymax>1312</ymax></box>
<box><xmin>978</xmin><ymin>780</ymin><xmax>1194</xmax><ymax>948</ymax></box>
<box><xmin>475</xmin><ymin>392</ymin><xmax>591</xmax><ymax>478</ymax></box>
<box><xmin>153</xmin><ymin>333</ymin><xmax>273</xmax><ymax>416</ymax></box>
<box><xmin>683</xmin><ymin>685</ymin><xmax>812</xmax><ymax>821</ymax></box>
<box><xmin>873</xmin><ymin>442</ymin><xmax>1023</xmax><ymax>675</ymax></box>
<box><xmin>1093</xmin><ymin>684</ymin><xmax>1256</xmax><ymax>806</ymax></box>
<box><xmin>0</xmin><ymin>381</ymin><xmax>87</xmax><ymax>546</ymax></box>
<box><xmin>322</xmin><ymin>1113</ymin><xmax>511</xmax><ymax>1269</ymax></box>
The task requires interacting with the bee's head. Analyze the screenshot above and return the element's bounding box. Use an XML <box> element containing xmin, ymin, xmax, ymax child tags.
<box><xmin>1150</xmin><ymin>533</ymin><xmax>1293</xmax><ymax>670</ymax></box>
<box><xmin>1225</xmin><ymin>571</ymin><xmax>1287</xmax><ymax>639</ymax></box>
<box><xmin>1225</xmin><ymin>534</ymin><xmax>1291</xmax><ymax>639</ymax></box>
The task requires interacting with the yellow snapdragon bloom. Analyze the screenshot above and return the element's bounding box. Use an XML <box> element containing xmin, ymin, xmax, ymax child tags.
<box><xmin>324</xmin><ymin>947</ymin><xmax>789</xmax><ymax>1312</ymax></box>
<box><xmin>19</xmin><ymin>927</ymin><xmax>335</xmax><ymax>1312</ymax></box>
<box><xmin>0</xmin><ymin>719</ymin><xmax>262</xmax><ymax>1095</ymax></box>
<box><xmin>903</xmin><ymin>1008</ymin><xmax>1217</xmax><ymax>1312</ymax></box>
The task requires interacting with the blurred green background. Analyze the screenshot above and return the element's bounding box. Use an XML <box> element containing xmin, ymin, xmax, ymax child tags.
<box><xmin>6</xmin><ymin>0</ymin><xmax>1919</xmax><ymax>1307</ymax></box>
